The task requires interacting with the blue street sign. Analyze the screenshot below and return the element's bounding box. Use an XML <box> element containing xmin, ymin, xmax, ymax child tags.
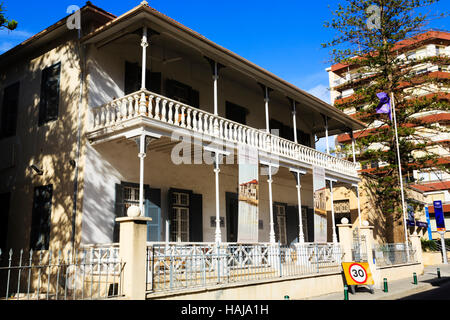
<box><xmin>434</xmin><ymin>201</ymin><xmax>445</xmax><ymax>232</ymax></box>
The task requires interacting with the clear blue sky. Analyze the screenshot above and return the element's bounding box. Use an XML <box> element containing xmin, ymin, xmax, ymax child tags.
<box><xmin>1</xmin><ymin>0</ymin><xmax>448</xmax><ymax>151</ymax></box>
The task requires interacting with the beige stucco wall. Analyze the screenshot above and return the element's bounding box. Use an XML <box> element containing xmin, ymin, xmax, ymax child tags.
<box><xmin>0</xmin><ymin>33</ymin><xmax>88</xmax><ymax>253</ymax></box>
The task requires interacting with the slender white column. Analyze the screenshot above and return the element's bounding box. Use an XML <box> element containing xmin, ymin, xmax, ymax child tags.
<box><xmin>351</xmin><ymin>131</ymin><xmax>357</xmax><ymax>164</ymax></box>
<box><xmin>296</xmin><ymin>173</ymin><xmax>304</xmax><ymax>243</ymax></box>
<box><xmin>292</xmin><ymin>105</ymin><xmax>298</xmax><ymax>143</ymax></box>
<box><xmin>329</xmin><ymin>180</ymin><xmax>338</xmax><ymax>243</ymax></box>
<box><xmin>138</xmin><ymin>134</ymin><xmax>146</xmax><ymax>216</ymax></box>
<box><xmin>264</xmin><ymin>87</ymin><xmax>270</xmax><ymax>133</ymax></box>
<box><xmin>324</xmin><ymin>115</ymin><xmax>330</xmax><ymax>154</ymax></box>
<box><xmin>268</xmin><ymin>165</ymin><xmax>275</xmax><ymax>244</ymax></box>
<box><xmin>213</xmin><ymin>61</ymin><xmax>219</xmax><ymax>116</ymax></box>
<box><xmin>214</xmin><ymin>153</ymin><xmax>221</xmax><ymax>243</ymax></box>
<box><xmin>355</xmin><ymin>184</ymin><xmax>362</xmax><ymax>228</ymax></box>
<box><xmin>141</xmin><ymin>26</ymin><xmax>148</xmax><ymax>90</ymax></box>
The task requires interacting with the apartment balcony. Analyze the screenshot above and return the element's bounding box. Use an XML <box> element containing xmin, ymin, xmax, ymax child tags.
<box><xmin>87</xmin><ymin>89</ymin><xmax>360</xmax><ymax>180</ymax></box>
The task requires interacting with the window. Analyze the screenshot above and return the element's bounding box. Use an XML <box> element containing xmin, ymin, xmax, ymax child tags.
<box><xmin>39</xmin><ymin>63</ymin><xmax>61</xmax><ymax>126</ymax></box>
<box><xmin>166</xmin><ymin>79</ymin><xmax>199</xmax><ymax>108</ymax></box>
<box><xmin>275</xmin><ymin>204</ymin><xmax>287</xmax><ymax>245</ymax></box>
<box><xmin>123</xmin><ymin>185</ymin><xmax>140</xmax><ymax>212</ymax></box>
<box><xmin>30</xmin><ymin>185</ymin><xmax>53</xmax><ymax>250</ymax></box>
<box><xmin>1</xmin><ymin>82</ymin><xmax>20</xmax><ymax>138</ymax></box>
<box><xmin>170</xmin><ymin>191</ymin><xmax>190</xmax><ymax>242</ymax></box>
<box><xmin>124</xmin><ymin>61</ymin><xmax>161</xmax><ymax>95</ymax></box>
<box><xmin>226</xmin><ymin>101</ymin><xmax>247</xmax><ymax>125</ymax></box>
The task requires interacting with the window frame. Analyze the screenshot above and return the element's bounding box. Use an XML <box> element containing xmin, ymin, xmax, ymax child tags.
<box><xmin>39</xmin><ymin>62</ymin><xmax>61</xmax><ymax>126</ymax></box>
<box><xmin>0</xmin><ymin>81</ymin><xmax>20</xmax><ymax>138</ymax></box>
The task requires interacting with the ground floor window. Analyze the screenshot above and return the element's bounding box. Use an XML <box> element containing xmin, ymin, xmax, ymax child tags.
<box><xmin>170</xmin><ymin>191</ymin><xmax>190</xmax><ymax>242</ymax></box>
<box><xmin>275</xmin><ymin>204</ymin><xmax>287</xmax><ymax>245</ymax></box>
<box><xmin>30</xmin><ymin>185</ymin><xmax>53</xmax><ymax>250</ymax></box>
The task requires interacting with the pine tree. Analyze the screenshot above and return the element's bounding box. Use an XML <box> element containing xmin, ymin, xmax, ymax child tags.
<box><xmin>0</xmin><ymin>2</ymin><xmax>18</xmax><ymax>31</ymax></box>
<box><xmin>323</xmin><ymin>0</ymin><xmax>449</xmax><ymax>242</ymax></box>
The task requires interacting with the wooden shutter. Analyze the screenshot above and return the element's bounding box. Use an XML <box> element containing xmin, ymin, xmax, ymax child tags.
<box><xmin>1</xmin><ymin>82</ymin><xmax>20</xmax><ymax>138</ymax></box>
<box><xmin>30</xmin><ymin>185</ymin><xmax>53</xmax><ymax>250</ymax></box>
<box><xmin>226</xmin><ymin>192</ymin><xmax>238</xmax><ymax>242</ymax></box>
<box><xmin>39</xmin><ymin>63</ymin><xmax>60</xmax><ymax>126</ymax></box>
<box><xmin>145</xmin><ymin>187</ymin><xmax>162</xmax><ymax>242</ymax></box>
<box><xmin>273</xmin><ymin>204</ymin><xmax>280</xmax><ymax>243</ymax></box>
<box><xmin>286</xmin><ymin>205</ymin><xmax>299</xmax><ymax>245</ymax></box>
<box><xmin>189</xmin><ymin>193</ymin><xmax>203</xmax><ymax>242</ymax></box>
<box><xmin>113</xmin><ymin>184</ymin><xmax>124</xmax><ymax>243</ymax></box>
<box><xmin>124</xmin><ymin>62</ymin><xmax>140</xmax><ymax>95</ymax></box>
<box><xmin>307</xmin><ymin>208</ymin><xmax>314</xmax><ymax>242</ymax></box>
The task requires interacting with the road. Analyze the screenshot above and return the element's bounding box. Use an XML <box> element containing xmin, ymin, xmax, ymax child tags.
<box><xmin>399</xmin><ymin>278</ymin><xmax>450</xmax><ymax>300</ymax></box>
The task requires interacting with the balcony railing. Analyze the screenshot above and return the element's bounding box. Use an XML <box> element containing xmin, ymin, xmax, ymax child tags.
<box><xmin>89</xmin><ymin>89</ymin><xmax>359</xmax><ymax>178</ymax></box>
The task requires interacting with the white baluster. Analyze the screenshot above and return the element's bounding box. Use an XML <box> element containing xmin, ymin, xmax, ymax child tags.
<box><xmin>139</xmin><ymin>92</ymin><xmax>147</xmax><ymax>115</ymax></box>
<box><xmin>203</xmin><ymin>114</ymin><xmax>209</xmax><ymax>134</ymax></box>
<box><xmin>180</xmin><ymin>106</ymin><xmax>186</xmax><ymax>127</ymax></box>
<box><xmin>192</xmin><ymin>110</ymin><xmax>198</xmax><ymax>131</ymax></box>
<box><xmin>198</xmin><ymin>112</ymin><xmax>203</xmax><ymax>133</ymax></box>
<box><xmin>186</xmin><ymin>108</ymin><xmax>192</xmax><ymax>129</ymax></box>
<box><xmin>148</xmin><ymin>95</ymin><xmax>154</xmax><ymax>118</ymax></box>
<box><xmin>209</xmin><ymin>116</ymin><xmax>214</xmax><ymax>135</ymax></box>
<box><xmin>134</xmin><ymin>94</ymin><xmax>140</xmax><ymax>117</ymax></box>
<box><xmin>127</xmin><ymin>97</ymin><xmax>134</xmax><ymax>119</ymax></box>
<box><xmin>174</xmin><ymin>104</ymin><xmax>180</xmax><ymax>125</ymax></box>
<box><xmin>161</xmin><ymin>99</ymin><xmax>167</xmax><ymax>122</ymax></box>
<box><xmin>219</xmin><ymin>119</ymin><xmax>224</xmax><ymax>139</ymax></box>
<box><xmin>168</xmin><ymin>102</ymin><xmax>174</xmax><ymax>124</ymax></box>
<box><xmin>155</xmin><ymin>97</ymin><xmax>161</xmax><ymax>120</ymax></box>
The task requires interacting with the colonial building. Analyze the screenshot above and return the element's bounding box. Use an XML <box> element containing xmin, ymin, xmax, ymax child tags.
<box><xmin>327</xmin><ymin>31</ymin><xmax>449</xmax><ymax>242</ymax></box>
<box><xmin>0</xmin><ymin>1</ymin><xmax>364</xmax><ymax>254</ymax></box>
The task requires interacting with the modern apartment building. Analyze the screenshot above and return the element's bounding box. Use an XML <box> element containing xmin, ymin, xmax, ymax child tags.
<box><xmin>327</xmin><ymin>31</ymin><xmax>449</xmax><ymax>241</ymax></box>
<box><xmin>0</xmin><ymin>1</ymin><xmax>366</xmax><ymax>254</ymax></box>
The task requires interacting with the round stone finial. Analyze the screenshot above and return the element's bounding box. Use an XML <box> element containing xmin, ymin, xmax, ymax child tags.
<box><xmin>362</xmin><ymin>220</ymin><xmax>369</xmax><ymax>227</ymax></box>
<box><xmin>127</xmin><ymin>205</ymin><xmax>141</xmax><ymax>217</ymax></box>
<box><xmin>341</xmin><ymin>217</ymin><xmax>349</xmax><ymax>224</ymax></box>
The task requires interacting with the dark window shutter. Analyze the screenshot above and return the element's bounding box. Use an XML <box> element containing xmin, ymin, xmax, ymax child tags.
<box><xmin>1</xmin><ymin>82</ymin><xmax>20</xmax><ymax>138</ymax></box>
<box><xmin>30</xmin><ymin>185</ymin><xmax>53</xmax><ymax>250</ymax></box>
<box><xmin>286</xmin><ymin>205</ymin><xmax>299</xmax><ymax>245</ymax></box>
<box><xmin>125</xmin><ymin>61</ymin><xmax>140</xmax><ymax>95</ymax></box>
<box><xmin>39</xmin><ymin>63</ymin><xmax>60</xmax><ymax>126</ymax></box>
<box><xmin>113</xmin><ymin>184</ymin><xmax>124</xmax><ymax>243</ymax></box>
<box><xmin>190</xmin><ymin>89</ymin><xmax>200</xmax><ymax>109</ymax></box>
<box><xmin>226</xmin><ymin>192</ymin><xmax>238</xmax><ymax>242</ymax></box>
<box><xmin>146</xmin><ymin>72</ymin><xmax>162</xmax><ymax>95</ymax></box>
<box><xmin>307</xmin><ymin>208</ymin><xmax>314</xmax><ymax>242</ymax></box>
<box><xmin>145</xmin><ymin>187</ymin><xmax>162</xmax><ymax>242</ymax></box>
<box><xmin>273</xmin><ymin>204</ymin><xmax>280</xmax><ymax>243</ymax></box>
<box><xmin>189</xmin><ymin>193</ymin><xmax>203</xmax><ymax>242</ymax></box>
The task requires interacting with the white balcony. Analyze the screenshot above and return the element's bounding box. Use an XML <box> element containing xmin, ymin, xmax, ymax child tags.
<box><xmin>88</xmin><ymin>89</ymin><xmax>359</xmax><ymax>179</ymax></box>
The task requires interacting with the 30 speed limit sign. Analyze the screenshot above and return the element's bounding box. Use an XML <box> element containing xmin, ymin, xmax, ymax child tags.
<box><xmin>342</xmin><ymin>262</ymin><xmax>374</xmax><ymax>286</ymax></box>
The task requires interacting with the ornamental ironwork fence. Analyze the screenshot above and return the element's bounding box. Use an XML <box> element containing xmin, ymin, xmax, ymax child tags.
<box><xmin>0</xmin><ymin>245</ymin><xmax>124</xmax><ymax>300</ymax></box>
<box><xmin>145</xmin><ymin>242</ymin><xmax>343</xmax><ymax>293</ymax></box>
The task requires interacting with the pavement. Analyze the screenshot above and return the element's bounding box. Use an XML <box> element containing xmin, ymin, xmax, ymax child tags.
<box><xmin>304</xmin><ymin>264</ymin><xmax>450</xmax><ymax>300</ymax></box>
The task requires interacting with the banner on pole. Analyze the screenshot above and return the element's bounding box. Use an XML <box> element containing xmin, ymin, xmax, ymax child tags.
<box><xmin>313</xmin><ymin>166</ymin><xmax>327</xmax><ymax>243</ymax></box>
<box><xmin>434</xmin><ymin>200</ymin><xmax>446</xmax><ymax>232</ymax></box>
<box><xmin>237</xmin><ymin>146</ymin><xmax>259</xmax><ymax>243</ymax></box>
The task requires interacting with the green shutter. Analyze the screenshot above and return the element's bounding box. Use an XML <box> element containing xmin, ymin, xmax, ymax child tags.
<box><xmin>286</xmin><ymin>205</ymin><xmax>299</xmax><ymax>245</ymax></box>
<box><xmin>145</xmin><ymin>187</ymin><xmax>161</xmax><ymax>242</ymax></box>
<box><xmin>189</xmin><ymin>193</ymin><xmax>203</xmax><ymax>242</ymax></box>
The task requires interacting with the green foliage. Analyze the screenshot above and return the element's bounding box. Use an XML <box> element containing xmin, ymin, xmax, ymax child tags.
<box><xmin>323</xmin><ymin>0</ymin><xmax>449</xmax><ymax>224</ymax></box>
<box><xmin>0</xmin><ymin>2</ymin><xmax>18</xmax><ymax>31</ymax></box>
<box><xmin>421</xmin><ymin>238</ymin><xmax>438</xmax><ymax>251</ymax></box>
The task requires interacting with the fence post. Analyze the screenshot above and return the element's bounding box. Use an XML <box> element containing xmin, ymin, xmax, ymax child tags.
<box><xmin>117</xmin><ymin>208</ymin><xmax>152</xmax><ymax>300</ymax></box>
<box><xmin>360</xmin><ymin>222</ymin><xmax>380</xmax><ymax>289</ymax></box>
<box><xmin>337</xmin><ymin>218</ymin><xmax>353</xmax><ymax>262</ymax></box>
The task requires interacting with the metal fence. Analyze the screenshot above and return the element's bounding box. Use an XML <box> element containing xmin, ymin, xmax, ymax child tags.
<box><xmin>145</xmin><ymin>242</ymin><xmax>342</xmax><ymax>293</ymax></box>
<box><xmin>0</xmin><ymin>245</ymin><xmax>124</xmax><ymax>300</ymax></box>
<box><xmin>373</xmin><ymin>243</ymin><xmax>417</xmax><ymax>267</ymax></box>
